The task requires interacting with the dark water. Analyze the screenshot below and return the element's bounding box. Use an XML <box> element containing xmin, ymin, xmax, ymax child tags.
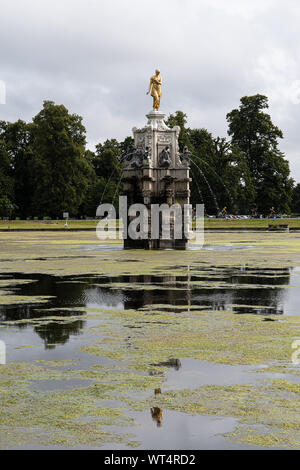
<box><xmin>0</xmin><ymin>264</ymin><xmax>299</xmax><ymax>350</ymax></box>
<box><xmin>1</xmin><ymin>264</ymin><xmax>299</xmax><ymax>450</ymax></box>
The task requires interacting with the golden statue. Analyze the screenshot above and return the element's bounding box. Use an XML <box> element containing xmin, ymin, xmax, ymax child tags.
<box><xmin>147</xmin><ymin>69</ymin><xmax>162</xmax><ymax>111</ymax></box>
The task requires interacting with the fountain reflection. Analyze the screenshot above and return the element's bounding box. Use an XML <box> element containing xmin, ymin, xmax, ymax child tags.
<box><xmin>122</xmin><ymin>268</ymin><xmax>290</xmax><ymax>316</ymax></box>
<box><xmin>0</xmin><ymin>266</ymin><xmax>293</xmax><ymax>348</ymax></box>
<box><xmin>151</xmin><ymin>359</ymin><xmax>182</xmax><ymax>371</ymax></box>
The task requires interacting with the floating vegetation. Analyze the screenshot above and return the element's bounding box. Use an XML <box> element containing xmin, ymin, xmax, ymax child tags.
<box><xmin>0</xmin><ymin>378</ymin><xmax>139</xmax><ymax>449</ymax></box>
<box><xmin>79</xmin><ymin>307</ymin><xmax>300</xmax><ymax>367</ymax></box>
<box><xmin>0</xmin><ymin>231</ymin><xmax>300</xmax><ymax>449</ymax></box>
<box><xmin>124</xmin><ymin>380</ymin><xmax>300</xmax><ymax>448</ymax></box>
<box><xmin>0</xmin><ymin>295</ymin><xmax>55</xmax><ymax>306</ymax></box>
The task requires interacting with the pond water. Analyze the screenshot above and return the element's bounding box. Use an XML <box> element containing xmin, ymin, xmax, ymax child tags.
<box><xmin>3</xmin><ymin>264</ymin><xmax>299</xmax><ymax>360</ymax></box>
<box><xmin>1</xmin><ymin>234</ymin><xmax>300</xmax><ymax>450</ymax></box>
<box><xmin>1</xmin><ymin>262</ymin><xmax>299</xmax><ymax>330</ymax></box>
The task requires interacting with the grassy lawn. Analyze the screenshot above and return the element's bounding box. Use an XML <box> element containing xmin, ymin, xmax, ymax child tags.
<box><xmin>0</xmin><ymin>220</ymin><xmax>100</xmax><ymax>230</ymax></box>
<box><xmin>1</xmin><ymin>218</ymin><xmax>300</xmax><ymax>230</ymax></box>
<box><xmin>202</xmin><ymin>218</ymin><xmax>300</xmax><ymax>229</ymax></box>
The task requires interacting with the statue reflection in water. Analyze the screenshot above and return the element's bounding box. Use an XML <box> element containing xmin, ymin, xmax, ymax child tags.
<box><xmin>151</xmin><ymin>407</ymin><xmax>163</xmax><ymax>427</ymax></box>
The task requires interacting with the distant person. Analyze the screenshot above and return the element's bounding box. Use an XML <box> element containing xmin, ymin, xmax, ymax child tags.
<box><xmin>251</xmin><ymin>207</ymin><xmax>258</xmax><ymax>218</ymax></box>
<box><xmin>221</xmin><ymin>207</ymin><xmax>227</xmax><ymax>218</ymax></box>
<box><xmin>269</xmin><ymin>207</ymin><xmax>276</xmax><ymax>219</ymax></box>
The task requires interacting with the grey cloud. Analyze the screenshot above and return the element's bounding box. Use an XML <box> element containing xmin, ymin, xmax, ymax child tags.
<box><xmin>1</xmin><ymin>0</ymin><xmax>300</xmax><ymax>180</ymax></box>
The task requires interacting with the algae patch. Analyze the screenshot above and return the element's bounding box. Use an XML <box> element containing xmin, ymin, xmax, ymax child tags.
<box><xmin>1</xmin><ymin>231</ymin><xmax>300</xmax><ymax>449</ymax></box>
<box><xmin>124</xmin><ymin>379</ymin><xmax>300</xmax><ymax>448</ymax></box>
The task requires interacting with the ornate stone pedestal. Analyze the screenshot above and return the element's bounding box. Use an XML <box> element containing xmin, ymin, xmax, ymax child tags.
<box><xmin>121</xmin><ymin>110</ymin><xmax>191</xmax><ymax>250</ymax></box>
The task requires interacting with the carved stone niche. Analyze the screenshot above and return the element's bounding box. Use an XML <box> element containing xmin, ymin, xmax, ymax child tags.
<box><xmin>158</xmin><ymin>145</ymin><xmax>172</xmax><ymax>168</ymax></box>
<box><xmin>142</xmin><ymin>190</ymin><xmax>152</xmax><ymax>205</ymax></box>
<box><xmin>166</xmin><ymin>189</ymin><xmax>174</xmax><ymax>197</ymax></box>
<box><xmin>165</xmin><ymin>189</ymin><xmax>174</xmax><ymax>205</ymax></box>
<box><xmin>132</xmin><ymin>112</ymin><xmax>182</xmax><ymax>169</ymax></box>
<box><xmin>157</xmin><ymin>134</ymin><xmax>172</xmax><ymax>144</ymax></box>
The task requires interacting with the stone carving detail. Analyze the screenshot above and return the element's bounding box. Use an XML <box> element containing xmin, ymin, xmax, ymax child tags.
<box><xmin>165</xmin><ymin>188</ymin><xmax>174</xmax><ymax>205</ymax></box>
<box><xmin>137</xmin><ymin>136</ymin><xmax>145</xmax><ymax>145</ymax></box>
<box><xmin>144</xmin><ymin>146</ymin><xmax>152</xmax><ymax>166</ymax></box>
<box><xmin>157</xmin><ymin>122</ymin><xmax>168</xmax><ymax>131</ymax></box>
<box><xmin>158</xmin><ymin>134</ymin><xmax>172</xmax><ymax>144</ymax></box>
<box><xmin>124</xmin><ymin>146</ymin><xmax>152</xmax><ymax>169</ymax></box>
<box><xmin>131</xmin><ymin>148</ymin><xmax>144</xmax><ymax>168</ymax></box>
<box><xmin>175</xmin><ymin>152</ymin><xmax>183</xmax><ymax>167</ymax></box>
<box><xmin>173</xmin><ymin>126</ymin><xmax>180</xmax><ymax>139</ymax></box>
<box><xmin>146</xmin><ymin>131</ymin><xmax>152</xmax><ymax>148</ymax></box>
<box><xmin>146</xmin><ymin>111</ymin><xmax>170</xmax><ymax>131</ymax></box>
<box><xmin>166</xmin><ymin>189</ymin><xmax>174</xmax><ymax>197</ymax></box>
<box><xmin>180</xmin><ymin>146</ymin><xmax>192</xmax><ymax>166</ymax></box>
<box><xmin>163</xmin><ymin>175</ymin><xmax>174</xmax><ymax>186</ymax></box>
<box><xmin>159</xmin><ymin>146</ymin><xmax>171</xmax><ymax>168</ymax></box>
<box><xmin>142</xmin><ymin>189</ymin><xmax>152</xmax><ymax>205</ymax></box>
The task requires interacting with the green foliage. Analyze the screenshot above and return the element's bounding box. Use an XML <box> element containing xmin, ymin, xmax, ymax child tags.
<box><xmin>93</xmin><ymin>139</ymin><xmax>122</xmax><ymax>180</ymax></box>
<box><xmin>0</xmin><ymin>134</ymin><xmax>14</xmax><ymax>202</ymax></box>
<box><xmin>0</xmin><ymin>97</ymin><xmax>296</xmax><ymax>218</ymax></box>
<box><xmin>120</xmin><ymin>136</ymin><xmax>135</xmax><ymax>157</ymax></box>
<box><xmin>166</xmin><ymin>112</ymin><xmax>255</xmax><ymax>214</ymax></box>
<box><xmin>29</xmin><ymin>101</ymin><xmax>94</xmax><ymax>218</ymax></box>
<box><xmin>165</xmin><ymin>111</ymin><xmax>192</xmax><ymax>151</ymax></box>
<box><xmin>227</xmin><ymin>95</ymin><xmax>293</xmax><ymax>214</ymax></box>
<box><xmin>0</xmin><ymin>120</ymin><xmax>33</xmax><ymax>218</ymax></box>
<box><xmin>291</xmin><ymin>184</ymin><xmax>300</xmax><ymax>214</ymax></box>
<box><xmin>80</xmin><ymin>139</ymin><xmax>123</xmax><ymax>217</ymax></box>
<box><xmin>0</xmin><ymin>196</ymin><xmax>16</xmax><ymax>218</ymax></box>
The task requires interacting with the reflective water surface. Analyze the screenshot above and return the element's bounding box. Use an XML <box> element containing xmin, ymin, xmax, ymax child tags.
<box><xmin>1</xmin><ymin>236</ymin><xmax>300</xmax><ymax>450</ymax></box>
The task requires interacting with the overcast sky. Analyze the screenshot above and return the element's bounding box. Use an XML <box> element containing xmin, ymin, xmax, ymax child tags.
<box><xmin>1</xmin><ymin>0</ymin><xmax>300</xmax><ymax>181</ymax></box>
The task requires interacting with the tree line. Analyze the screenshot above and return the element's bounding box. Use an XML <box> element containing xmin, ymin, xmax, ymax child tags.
<box><xmin>0</xmin><ymin>95</ymin><xmax>299</xmax><ymax>219</ymax></box>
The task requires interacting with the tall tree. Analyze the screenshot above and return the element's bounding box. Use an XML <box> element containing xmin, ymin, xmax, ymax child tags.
<box><xmin>227</xmin><ymin>95</ymin><xmax>293</xmax><ymax>213</ymax></box>
<box><xmin>0</xmin><ymin>120</ymin><xmax>33</xmax><ymax>217</ymax></box>
<box><xmin>0</xmin><ymin>135</ymin><xmax>15</xmax><ymax>217</ymax></box>
<box><xmin>0</xmin><ymin>136</ymin><xmax>14</xmax><ymax>200</ymax></box>
<box><xmin>29</xmin><ymin>101</ymin><xmax>94</xmax><ymax>218</ymax></box>
<box><xmin>291</xmin><ymin>183</ymin><xmax>300</xmax><ymax>214</ymax></box>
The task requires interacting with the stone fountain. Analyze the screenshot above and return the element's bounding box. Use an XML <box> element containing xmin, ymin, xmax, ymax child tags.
<box><xmin>121</xmin><ymin>109</ymin><xmax>191</xmax><ymax>249</ymax></box>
